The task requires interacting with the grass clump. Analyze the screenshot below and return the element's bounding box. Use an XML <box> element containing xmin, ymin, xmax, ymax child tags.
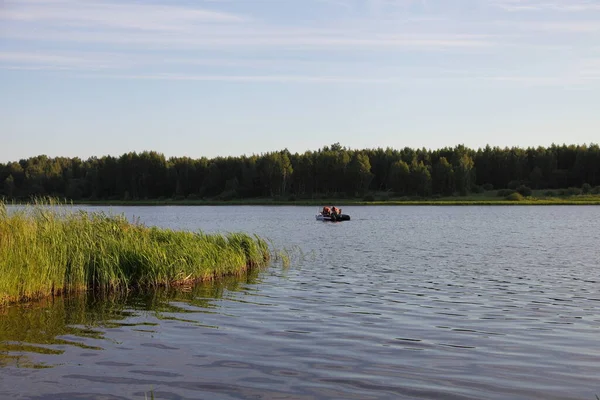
<box><xmin>505</xmin><ymin>192</ymin><xmax>524</xmax><ymax>201</ymax></box>
<box><xmin>0</xmin><ymin>198</ymin><xmax>270</xmax><ymax>305</ymax></box>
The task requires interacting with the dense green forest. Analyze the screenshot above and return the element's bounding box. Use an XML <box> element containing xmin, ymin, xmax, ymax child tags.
<box><xmin>1</xmin><ymin>143</ymin><xmax>599</xmax><ymax>201</ymax></box>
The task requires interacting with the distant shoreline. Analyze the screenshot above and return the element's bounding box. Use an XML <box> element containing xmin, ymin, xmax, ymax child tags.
<box><xmin>63</xmin><ymin>197</ymin><xmax>600</xmax><ymax>206</ymax></box>
<box><xmin>6</xmin><ymin>191</ymin><xmax>600</xmax><ymax>207</ymax></box>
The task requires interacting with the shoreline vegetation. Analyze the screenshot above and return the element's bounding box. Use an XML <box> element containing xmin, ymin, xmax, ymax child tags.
<box><xmin>0</xmin><ymin>199</ymin><xmax>271</xmax><ymax>306</ymax></box>
<box><xmin>5</xmin><ymin>187</ymin><xmax>600</xmax><ymax>206</ymax></box>
<box><xmin>2</xmin><ymin>143</ymin><xmax>600</xmax><ymax>205</ymax></box>
<box><xmin>67</xmin><ymin>192</ymin><xmax>600</xmax><ymax>206</ymax></box>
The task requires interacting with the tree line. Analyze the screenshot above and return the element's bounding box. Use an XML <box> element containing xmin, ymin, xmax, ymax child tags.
<box><xmin>1</xmin><ymin>143</ymin><xmax>599</xmax><ymax>200</ymax></box>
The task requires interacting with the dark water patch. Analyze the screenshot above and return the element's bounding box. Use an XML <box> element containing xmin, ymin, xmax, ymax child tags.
<box><xmin>239</xmin><ymin>376</ymin><xmax>286</xmax><ymax>385</ymax></box>
<box><xmin>284</xmin><ymin>329</ymin><xmax>311</xmax><ymax>334</ymax></box>
<box><xmin>139</xmin><ymin>343</ymin><xmax>179</xmax><ymax>350</ymax></box>
<box><xmin>394</xmin><ymin>337</ymin><xmax>422</xmax><ymax>342</ymax></box>
<box><xmin>96</xmin><ymin>361</ymin><xmax>134</xmax><ymax>367</ymax></box>
<box><xmin>438</xmin><ymin>343</ymin><xmax>476</xmax><ymax>349</ymax></box>
<box><xmin>63</xmin><ymin>374</ymin><xmax>154</xmax><ymax>385</ymax></box>
<box><xmin>104</xmin><ymin>322</ymin><xmax>159</xmax><ymax>328</ymax></box>
<box><xmin>154</xmin><ymin>315</ymin><xmax>199</xmax><ymax>324</ymax></box>
<box><xmin>129</xmin><ymin>369</ymin><xmax>182</xmax><ymax>377</ymax></box>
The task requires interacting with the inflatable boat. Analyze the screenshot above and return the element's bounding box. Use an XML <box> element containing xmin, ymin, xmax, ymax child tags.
<box><xmin>316</xmin><ymin>212</ymin><xmax>351</xmax><ymax>221</ymax></box>
<box><xmin>317</xmin><ymin>206</ymin><xmax>350</xmax><ymax>222</ymax></box>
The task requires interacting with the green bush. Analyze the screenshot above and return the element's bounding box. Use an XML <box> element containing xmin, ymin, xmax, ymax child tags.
<box><xmin>482</xmin><ymin>183</ymin><xmax>494</xmax><ymax>191</ymax></box>
<box><xmin>516</xmin><ymin>185</ymin><xmax>532</xmax><ymax>197</ymax></box>
<box><xmin>592</xmin><ymin>186</ymin><xmax>600</xmax><ymax>195</ymax></box>
<box><xmin>567</xmin><ymin>187</ymin><xmax>582</xmax><ymax>196</ymax></box>
<box><xmin>363</xmin><ymin>194</ymin><xmax>375</xmax><ymax>202</ymax></box>
<box><xmin>471</xmin><ymin>185</ymin><xmax>484</xmax><ymax>194</ymax></box>
<box><xmin>544</xmin><ymin>190</ymin><xmax>556</xmax><ymax>197</ymax></box>
<box><xmin>506</xmin><ymin>192</ymin><xmax>524</xmax><ymax>201</ymax></box>
<box><xmin>582</xmin><ymin>183</ymin><xmax>592</xmax><ymax>194</ymax></box>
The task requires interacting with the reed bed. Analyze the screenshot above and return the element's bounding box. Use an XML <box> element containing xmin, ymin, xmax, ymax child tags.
<box><xmin>0</xmin><ymin>199</ymin><xmax>270</xmax><ymax>305</ymax></box>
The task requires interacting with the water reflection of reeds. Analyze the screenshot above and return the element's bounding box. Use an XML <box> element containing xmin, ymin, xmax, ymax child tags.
<box><xmin>0</xmin><ymin>269</ymin><xmax>263</xmax><ymax>369</ymax></box>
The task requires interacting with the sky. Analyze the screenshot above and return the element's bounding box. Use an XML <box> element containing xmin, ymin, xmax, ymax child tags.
<box><xmin>1</xmin><ymin>0</ymin><xmax>599</xmax><ymax>162</ymax></box>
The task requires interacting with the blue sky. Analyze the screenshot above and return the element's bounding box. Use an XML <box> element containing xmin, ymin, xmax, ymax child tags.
<box><xmin>1</xmin><ymin>0</ymin><xmax>599</xmax><ymax>162</ymax></box>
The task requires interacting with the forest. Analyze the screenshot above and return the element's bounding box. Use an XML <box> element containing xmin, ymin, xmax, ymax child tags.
<box><xmin>1</xmin><ymin>143</ymin><xmax>599</xmax><ymax>201</ymax></box>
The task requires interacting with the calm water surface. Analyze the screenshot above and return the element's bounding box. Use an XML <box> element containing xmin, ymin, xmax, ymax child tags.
<box><xmin>1</xmin><ymin>206</ymin><xmax>600</xmax><ymax>399</ymax></box>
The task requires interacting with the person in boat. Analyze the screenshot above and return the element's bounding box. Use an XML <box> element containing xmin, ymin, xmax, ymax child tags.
<box><xmin>322</xmin><ymin>206</ymin><xmax>331</xmax><ymax>216</ymax></box>
<box><xmin>331</xmin><ymin>206</ymin><xmax>342</xmax><ymax>218</ymax></box>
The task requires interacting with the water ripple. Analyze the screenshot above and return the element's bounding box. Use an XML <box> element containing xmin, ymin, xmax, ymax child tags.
<box><xmin>2</xmin><ymin>206</ymin><xmax>600</xmax><ymax>400</ymax></box>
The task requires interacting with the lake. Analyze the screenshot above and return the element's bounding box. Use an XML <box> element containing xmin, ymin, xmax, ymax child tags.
<box><xmin>1</xmin><ymin>205</ymin><xmax>600</xmax><ymax>399</ymax></box>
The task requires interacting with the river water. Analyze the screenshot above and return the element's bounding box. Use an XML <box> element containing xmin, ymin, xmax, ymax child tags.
<box><xmin>1</xmin><ymin>205</ymin><xmax>600</xmax><ymax>399</ymax></box>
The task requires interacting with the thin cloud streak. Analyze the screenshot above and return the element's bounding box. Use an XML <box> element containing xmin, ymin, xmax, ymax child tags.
<box><xmin>3</xmin><ymin>28</ymin><xmax>495</xmax><ymax>50</ymax></box>
<box><xmin>2</xmin><ymin>0</ymin><xmax>245</xmax><ymax>32</ymax></box>
<box><xmin>493</xmin><ymin>0</ymin><xmax>600</xmax><ymax>12</ymax></box>
<box><xmin>0</xmin><ymin>51</ymin><xmax>129</xmax><ymax>69</ymax></box>
<box><xmin>1</xmin><ymin>0</ymin><xmax>496</xmax><ymax>50</ymax></box>
<box><xmin>72</xmin><ymin>72</ymin><xmax>600</xmax><ymax>87</ymax></box>
<box><xmin>1</xmin><ymin>0</ymin><xmax>599</xmax><ymax>88</ymax></box>
<box><xmin>81</xmin><ymin>73</ymin><xmax>407</xmax><ymax>84</ymax></box>
<box><xmin>0</xmin><ymin>49</ymin><xmax>505</xmax><ymax>74</ymax></box>
<box><xmin>494</xmin><ymin>20</ymin><xmax>600</xmax><ymax>33</ymax></box>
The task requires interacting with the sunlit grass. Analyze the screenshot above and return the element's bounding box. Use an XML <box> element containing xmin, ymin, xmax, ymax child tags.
<box><xmin>0</xmin><ymin>198</ymin><xmax>270</xmax><ymax>305</ymax></box>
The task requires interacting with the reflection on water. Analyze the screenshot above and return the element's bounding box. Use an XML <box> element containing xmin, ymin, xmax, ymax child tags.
<box><xmin>0</xmin><ymin>270</ymin><xmax>262</xmax><ymax>370</ymax></box>
<box><xmin>2</xmin><ymin>206</ymin><xmax>600</xmax><ymax>400</ymax></box>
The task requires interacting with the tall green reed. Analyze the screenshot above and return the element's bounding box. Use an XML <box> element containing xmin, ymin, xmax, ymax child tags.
<box><xmin>0</xmin><ymin>198</ymin><xmax>270</xmax><ymax>305</ymax></box>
